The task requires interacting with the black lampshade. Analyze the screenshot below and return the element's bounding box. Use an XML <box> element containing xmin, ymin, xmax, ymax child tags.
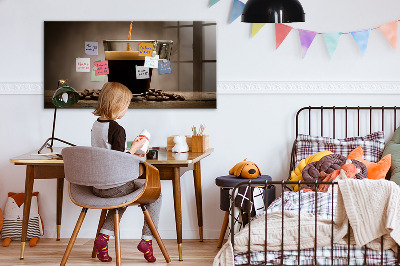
<box><xmin>241</xmin><ymin>0</ymin><xmax>305</xmax><ymax>23</ymax></box>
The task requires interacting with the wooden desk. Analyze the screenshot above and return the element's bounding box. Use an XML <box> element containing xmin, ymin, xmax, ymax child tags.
<box><xmin>10</xmin><ymin>147</ymin><xmax>213</xmax><ymax>261</ymax></box>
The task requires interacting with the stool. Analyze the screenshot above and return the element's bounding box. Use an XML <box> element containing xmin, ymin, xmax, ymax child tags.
<box><xmin>215</xmin><ymin>175</ymin><xmax>275</xmax><ymax>248</ymax></box>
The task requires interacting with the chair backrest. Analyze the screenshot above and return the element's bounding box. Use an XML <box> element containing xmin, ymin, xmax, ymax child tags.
<box><xmin>62</xmin><ymin>146</ymin><xmax>145</xmax><ymax>187</ymax></box>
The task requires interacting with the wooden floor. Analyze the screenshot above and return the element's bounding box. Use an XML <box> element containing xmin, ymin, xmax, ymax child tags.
<box><xmin>0</xmin><ymin>239</ymin><xmax>221</xmax><ymax>265</ymax></box>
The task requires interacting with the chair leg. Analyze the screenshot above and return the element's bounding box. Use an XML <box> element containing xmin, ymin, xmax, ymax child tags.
<box><xmin>60</xmin><ymin>208</ymin><xmax>88</xmax><ymax>266</ymax></box>
<box><xmin>141</xmin><ymin>205</ymin><xmax>171</xmax><ymax>263</ymax></box>
<box><xmin>217</xmin><ymin>211</ymin><xmax>230</xmax><ymax>248</ymax></box>
<box><xmin>91</xmin><ymin>209</ymin><xmax>108</xmax><ymax>258</ymax></box>
<box><xmin>114</xmin><ymin>209</ymin><xmax>121</xmax><ymax>266</ymax></box>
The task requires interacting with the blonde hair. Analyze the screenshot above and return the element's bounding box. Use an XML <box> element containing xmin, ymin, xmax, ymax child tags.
<box><xmin>93</xmin><ymin>82</ymin><xmax>132</xmax><ymax>120</ymax></box>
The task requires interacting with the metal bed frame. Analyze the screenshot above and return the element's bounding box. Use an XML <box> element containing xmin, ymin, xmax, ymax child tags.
<box><xmin>230</xmin><ymin>106</ymin><xmax>400</xmax><ymax>266</ymax></box>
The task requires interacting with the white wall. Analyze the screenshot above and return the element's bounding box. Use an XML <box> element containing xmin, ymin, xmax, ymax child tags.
<box><xmin>1</xmin><ymin>0</ymin><xmax>400</xmax><ymax>240</ymax></box>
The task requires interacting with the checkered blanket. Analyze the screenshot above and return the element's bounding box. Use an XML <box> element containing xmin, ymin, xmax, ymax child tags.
<box><xmin>234</xmin><ymin>191</ymin><xmax>397</xmax><ymax>265</ymax></box>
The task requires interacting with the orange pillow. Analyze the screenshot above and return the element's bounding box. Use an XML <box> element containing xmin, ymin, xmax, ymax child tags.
<box><xmin>347</xmin><ymin>146</ymin><xmax>391</xmax><ymax>180</ymax></box>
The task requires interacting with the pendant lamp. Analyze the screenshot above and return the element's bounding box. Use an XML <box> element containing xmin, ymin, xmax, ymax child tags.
<box><xmin>241</xmin><ymin>0</ymin><xmax>305</xmax><ymax>23</ymax></box>
<box><xmin>38</xmin><ymin>80</ymin><xmax>79</xmax><ymax>154</ymax></box>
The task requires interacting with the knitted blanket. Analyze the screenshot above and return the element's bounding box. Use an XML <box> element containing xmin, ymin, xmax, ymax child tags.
<box><xmin>335</xmin><ymin>178</ymin><xmax>400</xmax><ymax>251</ymax></box>
<box><xmin>213</xmin><ymin>211</ymin><xmax>340</xmax><ymax>266</ymax></box>
<box><xmin>214</xmin><ymin>179</ymin><xmax>400</xmax><ymax>266</ymax></box>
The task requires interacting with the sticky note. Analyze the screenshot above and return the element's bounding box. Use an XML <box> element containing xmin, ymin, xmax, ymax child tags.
<box><xmin>94</xmin><ymin>60</ymin><xmax>109</xmax><ymax>75</ymax></box>
<box><xmin>144</xmin><ymin>55</ymin><xmax>159</xmax><ymax>69</ymax></box>
<box><xmin>158</xmin><ymin>60</ymin><xmax>172</xmax><ymax>75</ymax></box>
<box><xmin>76</xmin><ymin>58</ymin><xmax>90</xmax><ymax>72</ymax></box>
<box><xmin>136</xmin><ymin>66</ymin><xmax>150</xmax><ymax>79</ymax></box>
<box><xmin>85</xmin><ymin>41</ymin><xmax>98</xmax><ymax>55</ymax></box>
<box><xmin>139</xmin><ymin>42</ymin><xmax>154</xmax><ymax>57</ymax></box>
<box><xmin>91</xmin><ymin>67</ymin><xmax>106</xmax><ymax>82</ymax></box>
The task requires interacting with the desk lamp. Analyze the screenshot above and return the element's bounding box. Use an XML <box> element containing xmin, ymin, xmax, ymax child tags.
<box><xmin>241</xmin><ymin>0</ymin><xmax>305</xmax><ymax>23</ymax></box>
<box><xmin>38</xmin><ymin>80</ymin><xmax>79</xmax><ymax>154</ymax></box>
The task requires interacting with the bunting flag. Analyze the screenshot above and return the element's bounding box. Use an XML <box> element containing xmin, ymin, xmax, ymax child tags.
<box><xmin>229</xmin><ymin>0</ymin><xmax>245</xmax><ymax>24</ymax></box>
<box><xmin>251</xmin><ymin>23</ymin><xmax>266</xmax><ymax>38</ymax></box>
<box><xmin>298</xmin><ymin>29</ymin><xmax>317</xmax><ymax>58</ymax></box>
<box><xmin>351</xmin><ymin>29</ymin><xmax>370</xmax><ymax>55</ymax></box>
<box><xmin>323</xmin><ymin>33</ymin><xmax>341</xmax><ymax>58</ymax></box>
<box><xmin>275</xmin><ymin>23</ymin><xmax>293</xmax><ymax>49</ymax></box>
<box><xmin>378</xmin><ymin>21</ymin><xmax>398</xmax><ymax>50</ymax></box>
<box><xmin>209</xmin><ymin>0</ymin><xmax>220</xmax><ymax>7</ymax></box>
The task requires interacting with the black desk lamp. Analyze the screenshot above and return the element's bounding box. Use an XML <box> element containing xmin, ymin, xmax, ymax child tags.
<box><xmin>241</xmin><ymin>0</ymin><xmax>305</xmax><ymax>23</ymax></box>
<box><xmin>38</xmin><ymin>80</ymin><xmax>79</xmax><ymax>154</ymax></box>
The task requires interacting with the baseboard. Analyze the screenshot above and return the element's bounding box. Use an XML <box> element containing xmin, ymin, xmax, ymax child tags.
<box><xmin>1</xmin><ymin>81</ymin><xmax>400</xmax><ymax>95</ymax></box>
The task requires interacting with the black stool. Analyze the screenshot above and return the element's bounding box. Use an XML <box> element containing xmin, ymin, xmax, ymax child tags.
<box><xmin>215</xmin><ymin>175</ymin><xmax>275</xmax><ymax>248</ymax></box>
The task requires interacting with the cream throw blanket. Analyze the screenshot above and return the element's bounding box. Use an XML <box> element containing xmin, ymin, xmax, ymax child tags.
<box><xmin>213</xmin><ymin>179</ymin><xmax>400</xmax><ymax>266</ymax></box>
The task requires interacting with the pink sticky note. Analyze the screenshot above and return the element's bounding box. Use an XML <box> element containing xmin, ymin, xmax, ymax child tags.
<box><xmin>94</xmin><ymin>60</ymin><xmax>109</xmax><ymax>76</ymax></box>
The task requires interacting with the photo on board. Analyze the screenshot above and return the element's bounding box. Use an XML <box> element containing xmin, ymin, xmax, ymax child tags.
<box><xmin>44</xmin><ymin>21</ymin><xmax>217</xmax><ymax>109</ymax></box>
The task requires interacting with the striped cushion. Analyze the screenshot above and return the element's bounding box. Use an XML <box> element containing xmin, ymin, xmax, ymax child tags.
<box><xmin>1</xmin><ymin>217</ymin><xmax>41</xmax><ymax>240</ymax></box>
<box><xmin>295</xmin><ymin>131</ymin><xmax>385</xmax><ymax>167</ymax></box>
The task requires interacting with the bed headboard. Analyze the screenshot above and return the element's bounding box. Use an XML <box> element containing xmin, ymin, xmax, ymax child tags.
<box><xmin>290</xmin><ymin>106</ymin><xmax>400</xmax><ymax>179</ymax></box>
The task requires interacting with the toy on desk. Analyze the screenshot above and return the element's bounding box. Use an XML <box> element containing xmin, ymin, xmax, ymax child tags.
<box><xmin>172</xmin><ymin>135</ymin><xmax>189</xmax><ymax>153</ymax></box>
<box><xmin>135</xmin><ymin>129</ymin><xmax>150</xmax><ymax>155</ymax></box>
<box><xmin>229</xmin><ymin>159</ymin><xmax>261</xmax><ymax>179</ymax></box>
<box><xmin>1</xmin><ymin>192</ymin><xmax>44</xmax><ymax>247</ymax></box>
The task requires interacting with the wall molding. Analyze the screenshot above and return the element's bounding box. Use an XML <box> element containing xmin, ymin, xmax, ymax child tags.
<box><xmin>217</xmin><ymin>81</ymin><xmax>400</xmax><ymax>94</ymax></box>
<box><xmin>1</xmin><ymin>81</ymin><xmax>400</xmax><ymax>95</ymax></box>
<box><xmin>0</xmin><ymin>82</ymin><xmax>43</xmax><ymax>94</ymax></box>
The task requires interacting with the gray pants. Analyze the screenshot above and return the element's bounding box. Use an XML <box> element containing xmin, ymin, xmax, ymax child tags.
<box><xmin>92</xmin><ymin>180</ymin><xmax>162</xmax><ymax>240</ymax></box>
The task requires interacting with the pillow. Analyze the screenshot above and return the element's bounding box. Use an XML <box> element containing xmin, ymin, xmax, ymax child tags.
<box><xmin>295</xmin><ymin>131</ymin><xmax>385</xmax><ymax>166</ymax></box>
<box><xmin>382</xmin><ymin>126</ymin><xmax>400</xmax><ymax>184</ymax></box>
<box><xmin>348</xmin><ymin>146</ymin><xmax>391</xmax><ymax>180</ymax></box>
<box><xmin>289</xmin><ymin>150</ymin><xmax>333</xmax><ymax>191</ymax></box>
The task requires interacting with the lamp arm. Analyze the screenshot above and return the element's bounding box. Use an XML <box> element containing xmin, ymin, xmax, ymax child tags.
<box><xmin>50</xmin><ymin>106</ymin><xmax>57</xmax><ymax>148</ymax></box>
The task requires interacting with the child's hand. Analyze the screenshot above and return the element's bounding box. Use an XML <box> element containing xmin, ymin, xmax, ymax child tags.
<box><xmin>128</xmin><ymin>137</ymin><xmax>147</xmax><ymax>155</ymax></box>
<box><xmin>134</xmin><ymin>148</ymin><xmax>149</xmax><ymax>157</ymax></box>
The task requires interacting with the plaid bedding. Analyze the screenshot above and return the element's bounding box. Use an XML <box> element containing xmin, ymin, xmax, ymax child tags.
<box><xmin>294</xmin><ymin>131</ymin><xmax>385</xmax><ymax>166</ymax></box>
<box><xmin>234</xmin><ymin>191</ymin><xmax>397</xmax><ymax>265</ymax></box>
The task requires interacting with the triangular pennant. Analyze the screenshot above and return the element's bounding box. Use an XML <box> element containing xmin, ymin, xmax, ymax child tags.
<box><xmin>229</xmin><ymin>0</ymin><xmax>245</xmax><ymax>24</ymax></box>
<box><xmin>323</xmin><ymin>33</ymin><xmax>341</xmax><ymax>58</ymax></box>
<box><xmin>275</xmin><ymin>23</ymin><xmax>293</xmax><ymax>49</ymax></box>
<box><xmin>298</xmin><ymin>29</ymin><xmax>317</xmax><ymax>58</ymax></box>
<box><xmin>251</xmin><ymin>23</ymin><xmax>266</xmax><ymax>38</ymax></box>
<box><xmin>378</xmin><ymin>21</ymin><xmax>398</xmax><ymax>50</ymax></box>
<box><xmin>209</xmin><ymin>0</ymin><xmax>220</xmax><ymax>7</ymax></box>
<box><xmin>351</xmin><ymin>29</ymin><xmax>370</xmax><ymax>55</ymax></box>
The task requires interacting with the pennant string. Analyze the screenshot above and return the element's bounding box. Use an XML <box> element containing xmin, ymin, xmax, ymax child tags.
<box><xmin>282</xmin><ymin>19</ymin><xmax>400</xmax><ymax>35</ymax></box>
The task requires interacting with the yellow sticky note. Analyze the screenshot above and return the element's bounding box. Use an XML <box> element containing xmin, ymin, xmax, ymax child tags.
<box><xmin>139</xmin><ymin>42</ymin><xmax>154</xmax><ymax>57</ymax></box>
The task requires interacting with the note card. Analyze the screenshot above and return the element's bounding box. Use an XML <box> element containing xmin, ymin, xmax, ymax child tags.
<box><xmin>91</xmin><ymin>67</ymin><xmax>106</xmax><ymax>82</ymax></box>
<box><xmin>136</xmin><ymin>66</ymin><xmax>150</xmax><ymax>79</ymax></box>
<box><xmin>139</xmin><ymin>42</ymin><xmax>154</xmax><ymax>57</ymax></box>
<box><xmin>85</xmin><ymin>41</ymin><xmax>98</xmax><ymax>55</ymax></box>
<box><xmin>94</xmin><ymin>60</ymin><xmax>109</xmax><ymax>76</ymax></box>
<box><xmin>144</xmin><ymin>55</ymin><xmax>159</xmax><ymax>69</ymax></box>
<box><xmin>76</xmin><ymin>58</ymin><xmax>90</xmax><ymax>72</ymax></box>
<box><xmin>158</xmin><ymin>60</ymin><xmax>172</xmax><ymax>75</ymax></box>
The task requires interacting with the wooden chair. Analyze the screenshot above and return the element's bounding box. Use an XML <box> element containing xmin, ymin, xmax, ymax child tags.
<box><xmin>60</xmin><ymin>146</ymin><xmax>171</xmax><ymax>265</ymax></box>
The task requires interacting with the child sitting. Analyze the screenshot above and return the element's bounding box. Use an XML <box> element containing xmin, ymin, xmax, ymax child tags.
<box><xmin>91</xmin><ymin>82</ymin><xmax>161</xmax><ymax>263</ymax></box>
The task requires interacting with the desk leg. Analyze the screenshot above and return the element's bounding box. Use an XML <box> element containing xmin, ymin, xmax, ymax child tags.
<box><xmin>56</xmin><ymin>178</ymin><xmax>64</xmax><ymax>241</ymax></box>
<box><xmin>193</xmin><ymin>161</ymin><xmax>203</xmax><ymax>242</ymax></box>
<box><xmin>172</xmin><ymin>167</ymin><xmax>183</xmax><ymax>261</ymax></box>
<box><xmin>20</xmin><ymin>165</ymin><xmax>35</xmax><ymax>259</ymax></box>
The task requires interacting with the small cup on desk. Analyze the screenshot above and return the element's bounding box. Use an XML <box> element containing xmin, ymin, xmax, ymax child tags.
<box><xmin>146</xmin><ymin>150</ymin><xmax>158</xmax><ymax>160</ymax></box>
